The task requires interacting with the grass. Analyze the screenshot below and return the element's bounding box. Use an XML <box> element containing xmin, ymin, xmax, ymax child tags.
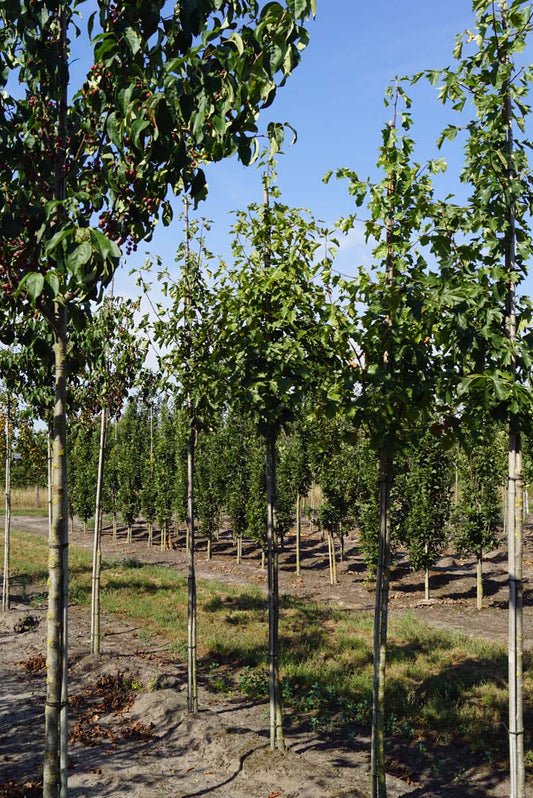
<box><xmin>6</xmin><ymin>527</ymin><xmax>531</xmax><ymax>777</ymax></box>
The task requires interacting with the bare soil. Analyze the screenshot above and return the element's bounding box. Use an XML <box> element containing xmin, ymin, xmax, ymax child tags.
<box><xmin>1</xmin><ymin>514</ymin><xmax>532</xmax><ymax>798</ymax></box>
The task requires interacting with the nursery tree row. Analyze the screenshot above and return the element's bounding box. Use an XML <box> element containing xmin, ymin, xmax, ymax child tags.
<box><xmin>67</xmin><ymin>394</ymin><xmax>509</xmax><ymax>602</ymax></box>
<box><xmin>1</xmin><ymin>1</ymin><xmax>533</xmax><ymax>795</ymax></box>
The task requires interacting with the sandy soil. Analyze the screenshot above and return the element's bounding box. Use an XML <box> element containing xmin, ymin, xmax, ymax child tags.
<box><xmin>1</xmin><ymin>514</ymin><xmax>531</xmax><ymax>798</ymax></box>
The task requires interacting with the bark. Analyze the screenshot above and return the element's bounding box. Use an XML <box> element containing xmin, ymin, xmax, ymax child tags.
<box><xmin>47</xmin><ymin>426</ymin><xmax>53</xmax><ymax>535</ymax></box>
<box><xmin>424</xmin><ymin>543</ymin><xmax>430</xmax><ymax>602</ymax></box>
<box><xmin>504</xmin><ymin>56</ymin><xmax>524</xmax><ymax>796</ymax></box>
<box><xmin>43</xmin><ymin>305</ymin><xmax>69</xmax><ymax>798</ymax></box>
<box><xmin>328</xmin><ymin>533</ymin><xmax>338</xmax><ymax>585</ymax></box>
<box><xmin>91</xmin><ymin>407</ymin><xmax>108</xmax><ymax>655</ymax></box>
<box><xmin>295</xmin><ymin>492</ymin><xmax>301</xmax><ymax>576</ymax></box>
<box><xmin>2</xmin><ymin>397</ymin><xmax>11</xmax><ymax>612</ymax></box>
<box><xmin>508</xmin><ymin>434</ymin><xmax>524</xmax><ymax>798</ymax></box>
<box><xmin>187</xmin><ymin>427</ymin><xmax>198</xmax><ymax>713</ymax></box>
<box><xmin>476</xmin><ymin>551</ymin><xmax>483</xmax><ymax>611</ymax></box>
<box><xmin>370</xmin><ymin>452</ymin><xmax>393</xmax><ymax>798</ymax></box>
<box><xmin>266</xmin><ymin>430</ymin><xmax>283</xmax><ymax>750</ymax></box>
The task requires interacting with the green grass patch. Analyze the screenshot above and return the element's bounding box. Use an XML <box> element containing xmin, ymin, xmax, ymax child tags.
<box><xmin>4</xmin><ymin>507</ymin><xmax>50</xmax><ymax>518</ymax></box>
<box><xmin>6</xmin><ymin>528</ymin><xmax>531</xmax><ymax>773</ymax></box>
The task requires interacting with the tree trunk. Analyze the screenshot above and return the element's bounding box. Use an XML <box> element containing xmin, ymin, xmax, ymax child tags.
<box><xmin>424</xmin><ymin>543</ymin><xmax>430</xmax><ymax>602</ymax></box>
<box><xmin>187</xmin><ymin>427</ymin><xmax>198</xmax><ymax>713</ymax></box>
<box><xmin>504</xmin><ymin>63</ymin><xmax>524</xmax><ymax>796</ymax></box>
<box><xmin>266</xmin><ymin>430</ymin><xmax>283</xmax><ymax>750</ymax></box>
<box><xmin>370</xmin><ymin>452</ymin><xmax>393</xmax><ymax>798</ymax></box>
<box><xmin>91</xmin><ymin>407</ymin><xmax>107</xmax><ymax>655</ymax></box>
<box><xmin>328</xmin><ymin>533</ymin><xmax>337</xmax><ymax>585</ymax></box>
<box><xmin>43</xmin><ymin>304</ymin><xmax>69</xmax><ymax>798</ymax></box>
<box><xmin>508</xmin><ymin>433</ymin><xmax>524</xmax><ymax>798</ymax></box>
<box><xmin>2</xmin><ymin>397</ymin><xmax>11</xmax><ymax>612</ymax></box>
<box><xmin>47</xmin><ymin>426</ymin><xmax>53</xmax><ymax>534</ymax></box>
<box><xmin>476</xmin><ymin>551</ymin><xmax>483</xmax><ymax>611</ymax></box>
<box><xmin>295</xmin><ymin>492</ymin><xmax>301</xmax><ymax>576</ymax></box>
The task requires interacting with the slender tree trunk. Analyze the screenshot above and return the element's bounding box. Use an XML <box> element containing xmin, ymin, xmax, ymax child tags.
<box><xmin>504</xmin><ymin>62</ymin><xmax>524</xmax><ymax>797</ymax></box>
<box><xmin>424</xmin><ymin>543</ymin><xmax>430</xmax><ymax>602</ymax></box>
<box><xmin>370</xmin><ymin>452</ymin><xmax>393</xmax><ymax>798</ymax></box>
<box><xmin>43</xmin><ymin>305</ymin><xmax>69</xmax><ymax>798</ymax></box>
<box><xmin>187</xmin><ymin>427</ymin><xmax>198</xmax><ymax>713</ymax></box>
<box><xmin>47</xmin><ymin>425</ymin><xmax>53</xmax><ymax>534</ymax></box>
<box><xmin>44</xmin><ymin>10</ymin><xmax>70</xmax><ymax>792</ymax></box>
<box><xmin>508</xmin><ymin>433</ymin><xmax>524</xmax><ymax>798</ymax></box>
<box><xmin>476</xmin><ymin>551</ymin><xmax>483</xmax><ymax>611</ymax></box>
<box><xmin>2</xmin><ymin>397</ymin><xmax>11</xmax><ymax>612</ymax></box>
<box><xmin>295</xmin><ymin>492</ymin><xmax>301</xmax><ymax>576</ymax></box>
<box><xmin>328</xmin><ymin>533</ymin><xmax>338</xmax><ymax>585</ymax></box>
<box><xmin>206</xmin><ymin>535</ymin><xmax>211</xmax><ymax>561</ymax></box>
<box><xmin>91</xmin><ymin>407</ymin><xmax>107</xmax><ymax>655</ymax></box>
<box><xmin>266</xmin><ymin>430</ymin><xmax>283</xmax><ymax>750</ymax></box>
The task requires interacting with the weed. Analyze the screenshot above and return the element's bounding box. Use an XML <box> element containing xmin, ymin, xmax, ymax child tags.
<box><xmin>122</xmin><ymin>557</ymin><xmax>143</xmax><ymax>569</ymax></box>
<box><xmin>29</xmin><ymin>592</ymin><xmax>47</xmax><ymax>608</ymax></box>
<box><xmin>147</xmin><ymin>675</ymin><xmax>162</xmax><ymax>692</ymax></box>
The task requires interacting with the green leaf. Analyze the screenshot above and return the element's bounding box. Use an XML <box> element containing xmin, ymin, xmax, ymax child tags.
<box><xmin>20</xmin><ymin>272</ymin><xmax>45</xmax><ymax>301</ymax></box>
<box><xmin>124</xmin><ymin>27</ymin><xmax>142</xmax><ymax>56</ymax></box>
<box><xmin>66</xmin><ymin>242</ymin><xmax>92</xmax><ymax>273</ymax></box>
<box><xmin>44</xmin><ymin>271</ymin><xmax>60</xmax><ymax>298</ymax></box>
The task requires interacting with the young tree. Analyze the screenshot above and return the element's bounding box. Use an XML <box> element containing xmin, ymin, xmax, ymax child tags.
<box><xmin>453</xmin><ymin>423</ymin><xmax>505</xmax><ymax>609</ymax></box>
<box><xmin>277</xmin><ymin>414</ymin><xmax>312</xmax><ymax>574</ymax></box>
<box><xmin>68</xmin><ymin>420</ymin><xmax>98</xmax><ymax>533</ymax></box>
<box><xmin>332</xmin><ymin>85</ymin><xmax>445</xmax><ymax>797</ymax></box>
<box><xmin>213</xmin><ymin>171</ymin><xmax>343</xmax><ymax>750</ymax></box>
<box><xmin>402</xmin><ymin>427</ymin><xmax>453</xmax><ymax>601</ymax></box>
<box><xmin>424</xmin><ymin>4</ymin><xmax>533</xmax><ymax>790</ymax></box>
<box><xmin>154</xmin><ymin>401</ymin><xmax>177</xmax><ymax>551</ymax></box>
<box><xmin>116</xmin><ymin>400</ymin><xmax>145</xmax><ymax>541</ymax></box>
<box><xmin>0</xmin><ymin>3</ymin><xmax>317</xmax><ymax>792</ymax></box>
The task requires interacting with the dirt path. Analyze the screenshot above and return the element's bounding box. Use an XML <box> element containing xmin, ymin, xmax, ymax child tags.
<box><xmin>2</xmin><ymin>514</ymin><xmax>530</xmax><ymax>797</ymax></box>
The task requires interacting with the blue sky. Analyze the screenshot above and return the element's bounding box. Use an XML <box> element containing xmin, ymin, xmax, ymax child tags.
<box><xmin>110</xmin><ymin>1</ymin><xmax>528</xmax><ymax>299</ymax></box>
